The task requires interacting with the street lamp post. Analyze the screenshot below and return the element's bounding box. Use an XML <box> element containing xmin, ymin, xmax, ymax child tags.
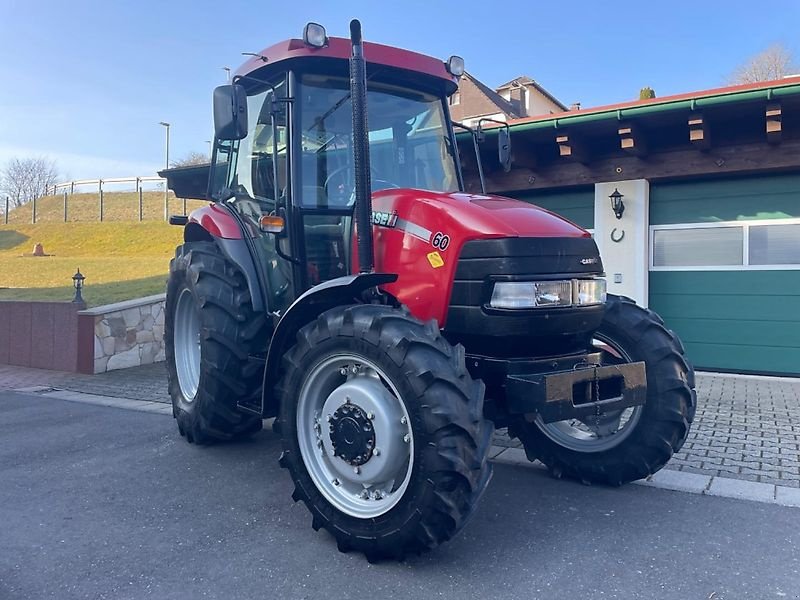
<box><xmin>222</xmin><ymin>66</ymin><xmax>231</xmax><ymax>82</ymax></box>
<box><xmin>205</xmin><ymin>140</ymin><xmax>212</xmax><ymax>157</ymax></box>
<box><xmin>159</xmin><ymin>121</ymin><xmax>170</xmax><ymax>221</ymax></box>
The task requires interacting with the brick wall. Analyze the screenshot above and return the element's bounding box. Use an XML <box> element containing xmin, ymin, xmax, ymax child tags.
<box><xmin>0</xmin><ymin>301</ymin><xmax>84</xmax><ymax>371</ymax></box>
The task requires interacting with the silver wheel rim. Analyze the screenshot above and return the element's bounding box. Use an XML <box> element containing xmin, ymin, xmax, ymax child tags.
<box><xmin>296</xmin><ymin>354</ymin><xmax>414</xmax><ymax>519</ymax></box>
<box><xmin>174</xmin><ymin>288</ymin><xmax>201</xmax><ymax>401</ymax></box>
<box><xmin>534</xmin><ymin>334</ymin><xmax>644</xmax><ymax>453</ymax></box>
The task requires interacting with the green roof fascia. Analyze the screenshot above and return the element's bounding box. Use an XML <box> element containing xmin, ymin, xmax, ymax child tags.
<box><xmin>471</xmin><ymin>83</ymin><xmax>800</xmax><ymax>136</ymax></box>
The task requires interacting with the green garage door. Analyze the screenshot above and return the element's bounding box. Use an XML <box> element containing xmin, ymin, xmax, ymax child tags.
<box><xmin>649</xmin><ymin>174</ymin><xmax>800</xmax><ymax>375</ymax></box>
<box><xmin>504</xmin><ymin>187</ymin><xmax>595</xmax><ymax>230</ymax></box>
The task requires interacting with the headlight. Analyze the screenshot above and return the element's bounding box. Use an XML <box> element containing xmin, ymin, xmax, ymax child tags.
<box><xmin>489</xmin><ymin>279</ymin><xmax>606</xmax><ymax>309</ymax></box>
<box><xmin>490</xmin><ymin>281</ymin><xmax>572</xmax><ymax>309</ymax></box>
<box><xmin>575</xmin><ymin>278</ymin><xmax>606</xmax><ymax>305</ymax></box>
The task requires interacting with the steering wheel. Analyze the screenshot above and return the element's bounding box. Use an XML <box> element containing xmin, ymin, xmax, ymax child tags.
<box><xmin>323</xmin><ymin>165</ymin><xmax>399</xmax><ymax>205</ymax></box>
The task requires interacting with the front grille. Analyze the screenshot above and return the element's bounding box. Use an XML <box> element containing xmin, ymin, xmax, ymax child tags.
<box><xmin>443</xmin><ymin>236</ymin><xmax>605</xmax><ymax>358</ymax></box>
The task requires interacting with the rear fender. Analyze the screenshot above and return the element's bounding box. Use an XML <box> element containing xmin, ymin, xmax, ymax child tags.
<box><xmin>183</xmin><ymin>203</ymin><xmax>265</xmax><ymax>313</ymax></box>
<box><xmin>255</xmin><ymin>273</ymin><xmax>398</xmax><ymax>417</ymax></box>
<box><xmin>215</xmin><ymin>238</ymin><xmax>266</xmax><ymax>313</ymax></box>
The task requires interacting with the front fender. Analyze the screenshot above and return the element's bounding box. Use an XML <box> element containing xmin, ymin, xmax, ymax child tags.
<box><xmin>255</xmin><ymin>272</ymin><xmax>398</xmax><ymax>417</ymax></box>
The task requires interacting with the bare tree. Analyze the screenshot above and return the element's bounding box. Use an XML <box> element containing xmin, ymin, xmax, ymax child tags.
<box><xmin>170</xmin><ymin>151</ymin><xmax>210</xmax><ymax>168</ymax></box>
<box><xmin>0</xmin><ymin>157</ymin><xmax>60</xmax><ymax>207</ymax></box>
<box><xmin>730</xmin><ymin>44</ymin><xmax>798</xmax><ymax>84</ymax></box>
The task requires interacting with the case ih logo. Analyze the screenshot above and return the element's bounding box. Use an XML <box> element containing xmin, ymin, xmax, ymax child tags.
<box><xmin>580</xmin><ymin>257</ymin><xmax>599</xmax><ymax>265</ymax></box>
<box><xmin>372</xmin><ymin>211</ymin><xmax>398</xmax><ymax>228</ymax></box>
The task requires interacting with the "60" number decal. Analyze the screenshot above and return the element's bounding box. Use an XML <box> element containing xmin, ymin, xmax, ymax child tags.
<box><xmin>431</xmin><ymin>232</ymin><xmax>450</xmax><ymax>251</ymax></box>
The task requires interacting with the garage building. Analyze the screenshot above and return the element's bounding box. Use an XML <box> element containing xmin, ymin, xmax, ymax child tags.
<box><xmin>464</xmin><ymin>77</ymin><xmax>800</xmax><ymax>375</ymax></box>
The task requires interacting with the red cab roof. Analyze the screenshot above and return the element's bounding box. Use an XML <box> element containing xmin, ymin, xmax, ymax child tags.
<box><xmin>235</xmin><ymin>36</ymin><xmax>458</xmax><ymax>90</ymax></box>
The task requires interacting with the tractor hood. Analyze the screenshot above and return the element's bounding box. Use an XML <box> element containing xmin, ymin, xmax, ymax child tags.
<box><xmin>371</xmin><ymin>188</ymin><xmax>590</xmax><ymax>239</ymax></box>
<box><xmin>368</xmin><ymin>188</ymin><xmax>598</xmax><ymax>326</ymax></box>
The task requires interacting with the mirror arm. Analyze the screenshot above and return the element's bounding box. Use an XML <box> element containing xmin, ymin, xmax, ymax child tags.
<box><xmin>476</xmin><ymin>118</ymin><xmax>512</xmax><ymax>173</ymax></box>
<box><xmin>452</xmin><ymin>121</ymin><xmax>486</xmax><ymax>194</ymax></box>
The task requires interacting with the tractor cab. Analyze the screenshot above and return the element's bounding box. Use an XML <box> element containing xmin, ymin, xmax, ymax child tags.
<box><xmin>207</xmin><ymin>27</ymin><xmax>473</xmax><ymax>312</ymax></box>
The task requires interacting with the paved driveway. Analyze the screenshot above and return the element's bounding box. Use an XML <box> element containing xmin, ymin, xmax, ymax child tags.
<box><xmin>2</xmin><ymin>363</ymin><xmax>799</xmax><ymax>487</ymax></box>
<box><xmin>1</xmin><ymin>391</ymin><xmax>799</xmax><ymax>600</ymax></box>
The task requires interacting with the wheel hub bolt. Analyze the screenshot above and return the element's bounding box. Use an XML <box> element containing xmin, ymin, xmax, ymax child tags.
<box><xmin>403</xmin><ymin>434</ymin><xmax>410</xmax><ymax>443</ymax></box>
<box><xmin>373</xmin><ymin>448</ymin><xmax>381</xmax><ymax>456</ymax></box>
<box><xmin>332</xmin><ymin>479</ymin><xmax>340</xmax><ymax>486</ymax></box>
<box><xmin>400</xmin><ymin>416</ymin><xmax>407</xmax><ymax>425</ymax></box>
<box><xmin>326</xmin><ymin>414</ymin><xmax>332</xmax><ymax>422</ymax></box>
<box><xmin>339</xmin><ymin>367</ymin><xmax>348</xmax><ymax>376</ymax></box>
<box><xmin>366</xmin><ymin>412</ymin><xmax>374</xmax><ymax>420</ymax></box>
<box><xmin>350</xmin><ymin>365</ymin><xmax>359</xmax><ymax>375</ymax></box>
<box><xmin>353</xmin><ymin>466</ymin><xmax>360</xmax><ymax>475</ymax></box>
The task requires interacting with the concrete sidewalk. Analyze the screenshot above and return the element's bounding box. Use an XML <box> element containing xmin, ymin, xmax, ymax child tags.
<box><xmin>2</xmin><ymin>362</ymin><xmax>799</xmax><ymax>489</ymax></box>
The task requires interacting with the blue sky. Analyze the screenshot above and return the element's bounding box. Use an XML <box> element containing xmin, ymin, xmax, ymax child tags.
<box><xmin>1</xmin><ymin>0</ymin><xmax>798</xmax><ymax>181</ymax></box>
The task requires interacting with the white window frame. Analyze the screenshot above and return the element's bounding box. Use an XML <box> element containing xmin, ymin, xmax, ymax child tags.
<box><xmin>649</xmin><ymin>217</ymin><xmax>800</xmax><ymax>271</ymax></box>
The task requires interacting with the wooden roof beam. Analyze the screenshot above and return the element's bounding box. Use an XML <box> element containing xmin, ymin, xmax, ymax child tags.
<box><xmin>766</xmin><ymin>102</ymin><xmax>782</xmax><ymax>144</ymax></box>
<box><xmin>511</xmin><ymin>139</ymin><xmax>538</xmax><ymax>170</ymax></box>
<box><xmin>688</xmin><ymin>112</ymin><xmax>710</xmax><ymax>151</ymax></box>
<box><xmin>556</xmin><ymin>132</ymin><xmax>588</xmax><ymax>164</ymax></box>
<box><xmin>618</xmin><ymin>122</ymin><xmax>648</xmax><ymax>157</ymax></box>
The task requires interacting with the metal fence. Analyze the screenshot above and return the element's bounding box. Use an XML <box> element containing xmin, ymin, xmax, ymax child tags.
<box><xmin>3</xmin><ymin>176</ymin><xmax>179</xmax><ymax>224</ymax></box>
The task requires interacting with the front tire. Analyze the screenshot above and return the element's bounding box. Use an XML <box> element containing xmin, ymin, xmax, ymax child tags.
<box><xmin>510</xmin><ymin>295</ymin><xmax>696</xmax><ymax>486</ymax></box>
<box><xmin>165</xmin><ymin>241</ymin><xmax>265</xmax><ymax>444</ymax></box>
<box><xmin>277</xmin><ymin>304</ymin><xmax>493</xmax><ymax>561</ymax></box>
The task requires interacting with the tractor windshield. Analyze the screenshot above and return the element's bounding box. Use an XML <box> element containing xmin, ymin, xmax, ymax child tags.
<box><xmin>297</xmin><ymin>74</ymin><xmax>460</xmax><ymax>208</ymax></box>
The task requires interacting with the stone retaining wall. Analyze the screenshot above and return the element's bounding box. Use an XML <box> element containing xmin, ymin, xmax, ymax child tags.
<box><xmin>79</xmin><ymin>294</ymin><xmax>166</xmax><ymax>374</ymax></box>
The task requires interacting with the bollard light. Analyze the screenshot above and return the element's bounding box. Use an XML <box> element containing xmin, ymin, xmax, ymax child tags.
<box><xmin>72</xmin><ymin>268</ymin><xmax>85</xmax><ymax>303</ymax></box>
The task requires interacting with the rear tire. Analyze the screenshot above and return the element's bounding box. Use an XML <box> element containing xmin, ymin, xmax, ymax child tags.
<box><xmin>277</xmin><ymin>304</ymin><xmax>493</xmax><ymax>561</ymax></box>
<box><xmin>165</xmin><ymin>241</ymin><xmax>265</xmax><ymax>444</ymax></box>
<box><xmin>510</xmin><ymin>295</ymin><xmax>696</xmax><ymax>486</ymax></box>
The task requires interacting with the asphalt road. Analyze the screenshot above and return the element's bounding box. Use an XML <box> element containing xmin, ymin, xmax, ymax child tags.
<box><xmin>1</xmin><ymin>391</ymin><xmax>799</xmax><ymax>600</ymax></box>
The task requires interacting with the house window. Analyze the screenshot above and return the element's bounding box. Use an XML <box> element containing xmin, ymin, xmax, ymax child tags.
<box><xmin>650</xmin><ymin>219</ymin><xmax>800</xmax><ymax>270</ymax></box>
<box><xmin>450</xmin><ymin>91</ymin><xmax>460</xmax><ymax>106</ymax></box>
<box><xmin>653</xmin><ymin>226</ymin><xmax>743</xmax><ymax>267</ymax></box>
<box><xmin>749</xmin><ymin>223</ymin><xmax>800</xmax><ymax>265</ymax></box>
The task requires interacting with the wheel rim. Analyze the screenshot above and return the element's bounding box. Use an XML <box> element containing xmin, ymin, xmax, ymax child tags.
<box><xmin>534</xmin><ymin>334</ymin><xmax>644</xmax><ymax>453</ymax></box>
<box><xmin>296</xmin><ymin>354</ymin><xmax>414</xmax><ymax>519</ymax></box>
<box><xmin>174</xmin><ymin>288</ymin><xmax>201</xmax><ymax>402</ymax></box>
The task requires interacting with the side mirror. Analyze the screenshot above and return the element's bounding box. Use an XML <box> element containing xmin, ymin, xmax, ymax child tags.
<box><xmin>213</xmin><ymin>84</ymin><xmax>248</xmax><ymax>141</ymax></box>
<box><xmin>498</xmin><ymin>128</ymin><xmax>512</xmax><ymax>172</ymax></box>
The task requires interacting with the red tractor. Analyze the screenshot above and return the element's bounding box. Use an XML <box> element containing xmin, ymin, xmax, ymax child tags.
<box><xmin>162</xmin><ymin>21</ymin><xmax>695</xmax><ymax>561</ymax></box>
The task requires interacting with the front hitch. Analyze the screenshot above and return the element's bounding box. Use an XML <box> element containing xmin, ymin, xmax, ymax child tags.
<box><xmin>504</xmin><ymin>356</ymin><xmax>648</xmax><ymax>422</ymax></box>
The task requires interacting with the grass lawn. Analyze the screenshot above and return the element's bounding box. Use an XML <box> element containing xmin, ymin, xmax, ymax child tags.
<box><xmin>0</xmin><ymin>221</ymin><xmax>185</xmax><ymax>306</ymax></box>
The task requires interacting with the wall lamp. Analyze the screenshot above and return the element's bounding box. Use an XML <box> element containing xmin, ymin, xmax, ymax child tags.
<box><xmin>609</xmin><ymin>188</ymin><xmax>625</xmax><ymax>219</ymax></box>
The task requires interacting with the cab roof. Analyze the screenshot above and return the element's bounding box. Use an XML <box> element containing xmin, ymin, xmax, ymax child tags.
<box><xmin>234</xmin><ymin>36</ymin><xmax>458</xmax><ymax>94</ymax></box>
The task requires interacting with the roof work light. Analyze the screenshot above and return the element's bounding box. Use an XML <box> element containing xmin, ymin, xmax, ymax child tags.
<box><xmin>303</xmin><ymin>22</ymin><xmax>328</xmax><ymax>48</ymax></box>
<box><xmin>446</xmin><ymin>55</ymin><xmax>465</xmax><ymax>78</ymax></box>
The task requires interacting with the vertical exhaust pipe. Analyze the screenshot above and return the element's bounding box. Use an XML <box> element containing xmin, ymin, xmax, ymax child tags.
<box><xmin>349</xmin><ymin>19</ymin><xmax>374</xmax><ymax>274</ymax></box>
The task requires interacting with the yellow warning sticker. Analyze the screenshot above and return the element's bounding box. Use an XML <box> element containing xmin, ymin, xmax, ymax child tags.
<box><xmin>427</xmin><ymin>251</ymin><xmax>444</xmax><ymax>268</ymax></box>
